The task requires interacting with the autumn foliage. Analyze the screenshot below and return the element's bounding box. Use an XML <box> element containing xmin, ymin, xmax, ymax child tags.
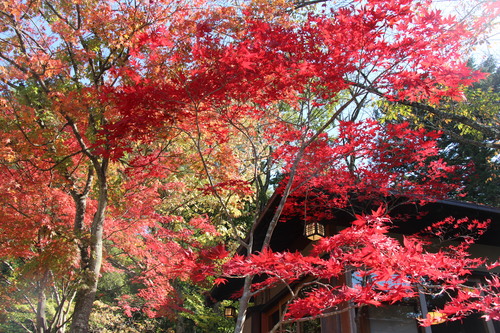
<box><xmin>224</xmin><ymin>208</ymin><xmax>497</xmax><ymax>326</ymax></box>
<box><xmin>0</xmin><ymin>0</ymin><xmax>499</xmax><ymax>332</ymax></box>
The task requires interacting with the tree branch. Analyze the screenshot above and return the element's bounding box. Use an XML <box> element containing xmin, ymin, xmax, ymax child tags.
<box><xmin>349</xmin><ymin>81</ymin><xmax>500</xmax><ymax>148</ymax></box>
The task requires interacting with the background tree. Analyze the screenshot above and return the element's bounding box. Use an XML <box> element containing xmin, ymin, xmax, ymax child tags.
<box><xmin>381</xmin><ymin>57</ymin><xmax>500</xmax><ymax>206</ymax></box>
<box><xmin>0</xmin><ymin>0</ymin><xmax>216</xmax><ymax>331</ymax></box>
<box><xmin>0</xmin><ymin>1</ymin><xmax>270</xmax><ymax>331</ymax></box>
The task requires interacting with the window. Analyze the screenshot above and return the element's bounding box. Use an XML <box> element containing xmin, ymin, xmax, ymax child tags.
<box><xmin>424</xmin><ymin>286</ymin><xmax>497</xmax><ymax>333</ymax></box>
<box><xmin>430</xmin><ymin>313</ymin><xmax>491</xmax><ymax>333</ymax></box>
<box><xmin>352</xmin><ymin>272</ymin><xmax>499</xmax><ymax>333</ymax></box>
<box><xmin>365</xmin><ymin>304</ymin><xmax>419</xmax><ymax>333</ymax></box>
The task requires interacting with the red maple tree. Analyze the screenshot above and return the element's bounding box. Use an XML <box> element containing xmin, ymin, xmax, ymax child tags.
<box><xmin>0</xmin><ymin>0</ymin><xmax>499</xmax><ymax>332</ymax></box>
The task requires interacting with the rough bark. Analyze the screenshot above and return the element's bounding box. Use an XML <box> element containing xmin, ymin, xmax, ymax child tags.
<box><xmin>36</xmin><ymin>276</ymin><xmax>48</xmax><ymax>333</ymax></box>
<box><xmin>69</xmin><ymin>165</ymin><xmax>107</xmax><ymax>333</ymax></box>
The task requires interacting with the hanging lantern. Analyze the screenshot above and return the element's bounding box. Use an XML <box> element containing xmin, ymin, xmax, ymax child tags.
<box><xmin>304</xmin><ymin>221</ymin><xmax>325</xmax><ymax>241</ymax></box>
<box><xmin>224</xmin><ymin>306</ymin><xmax>236</xmax><ymax>318</ymax></box>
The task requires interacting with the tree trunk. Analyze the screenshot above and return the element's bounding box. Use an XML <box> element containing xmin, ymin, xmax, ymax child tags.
<box><xmin>36</xmin><ymin>275</ymin><xmax>48</xmax><ymax>333</ymax></box>
<box><xmin>234</xmin><ymin>275</ymin><xmax>253</xmax><ymax>333</ymax></box>
<box><xmin>70</xmin><ymin>169</ymin><xmax>107</xmax><ymax>333</ymax></box>
<box><xmin>176</xmin><ymin>315</ymin><xmax>186</xmax><ymax>333</ymax></box>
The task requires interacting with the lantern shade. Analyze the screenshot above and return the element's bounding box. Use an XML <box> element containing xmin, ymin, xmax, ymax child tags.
<box><xmin>224</xmin><ymin>306</ymin><xmax>236</xmax><ymax>318</ymax></box>
<box><xmin>304</xmin><ymin>222</ymin><xmax>325</xmax><ymax>240</ymax></box>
